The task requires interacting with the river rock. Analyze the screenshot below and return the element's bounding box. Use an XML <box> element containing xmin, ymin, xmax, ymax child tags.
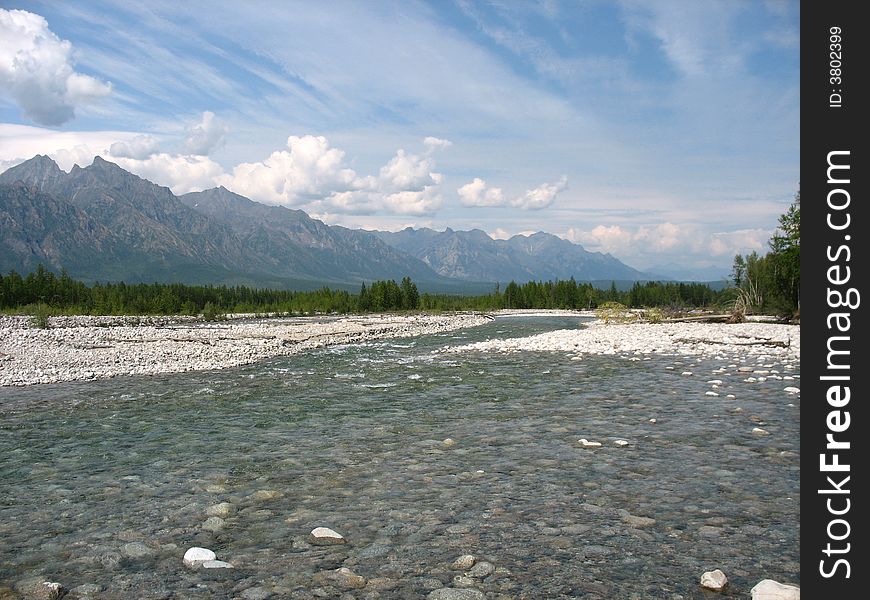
<box><xmin>783</xmin><ymin>387</ymin><xmax>800</xmax><ymax>394</ymax></box>
<box><xmin>613</xmin><ymin>439</ymin><xmax>630</xmax><ymax>447</ymax></box>
<box><xmin>428</xmin><ymin>588</ymin><xmax>485</xmax><ymax>600</ymax></box>
<box><xmin>201</xmin><ymin>516</ymin><xmax>225</xmax><ymax>531</ymax></box>
<box><xmin>451</xmin><ymin>554</ymin><xmax>476</xmax><ymax>570</ymax></box>
<box><xmin>14</xmin><ymin>581</ymin><xmax>65</xmax><ymax>600</ymax></box>
<box><xmin>329</xmin><ymin>567</ymin><xmax>367</xmax><ymax>590</ymax></box>
<box><xmin>202</xmin><ymin>560</ymin><xmax>234</xmax><ymax>569</ymax></box>
<box><xmin>750</xmin><ymin>579</ymin><xmax>800</xmax><ymax>599</ymax></box>
<box><xmin>309</xmin><ymin>526</ymin><xmax>347</xmax><ymax>545</ymax></box>
<box><xmin>442</xmin><ymin>438</ymin><xmax>456</xmax><ymax>447</ymax></box>
<box><xmin>700</xmin><ymin>569</ymin><xmax>728</xmax><ymax>591</ymax></box>
<box><xmin>240</xmin><ymin>586</ymin><xmax>272</xmax><ymax>600</ymax></box>
<box><xmin>752</xmin><ymin>427</ymin><xmax>770</xmax><ymax>436</ymax></box>
<box><xmin>468</xmin><ymin>561</ymin><xmax>494</xmax><ymax>578</ymax></box>
<box><xmin>183</xmin><ymin>546</ymin><xmax>216</xmax><ymax>567</ymax></box>
<box><xmin>250</xmin><ymin>489</ymin><xmax>283</xmax><ymax>501</ymax></box>
<box><xmin>206</xmin><ymin>502</ymin><xmax>233</xmax><ymax>517</ymax></box>
<box><xmin>70</xmin><ymin>583</ymin><xmax>103</xmax><ymax>596</ymax></box>
<box><xmin>121</xmin><ymin>541</ymin><xmax>154</xmax><ymax>558</ymax></box>
<box><xmin>622</xmin><ymin>514</ymin><xmax>656</xmax><ymax>528</ymax></box>
<box><xmin>578</xmin><ymin>438</ymin><xmax>602</xmax><ymax>448</ymax></box>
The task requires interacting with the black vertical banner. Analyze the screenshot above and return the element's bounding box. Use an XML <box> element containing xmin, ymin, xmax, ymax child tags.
<box><xmin>802</xmin><ymin>2</ymin><xmax>868</xmax><ymax>595</ymax></box>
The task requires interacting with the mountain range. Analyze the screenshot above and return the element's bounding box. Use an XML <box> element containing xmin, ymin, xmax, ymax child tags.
<box><xmin>1</xmin><ymin>155</ymin><xmax>653</xmax><ymax>290</ymax></box>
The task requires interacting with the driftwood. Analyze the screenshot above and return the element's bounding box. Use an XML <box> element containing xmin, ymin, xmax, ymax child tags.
<box><xmin>674</xmin><ymin>337</ymin><xmax>790</xmax><ymax>348</ymax></box>
<box><xmin>662</xmin><ymin>314</ymin><xmax>733</xmax><ymax>323</ymax></box>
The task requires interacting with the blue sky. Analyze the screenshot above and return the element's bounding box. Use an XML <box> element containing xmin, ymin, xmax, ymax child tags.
<box><xmin>0</xmin><ymin>0</ymin><xmax>799</xmax><ymax>277</ymax></box>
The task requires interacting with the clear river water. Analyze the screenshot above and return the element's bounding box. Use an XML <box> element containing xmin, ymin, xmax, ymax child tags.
<box><xmin>0</xmin><ymin>315</ymin><xmax>799</xmax><ymax>599</ymax></box>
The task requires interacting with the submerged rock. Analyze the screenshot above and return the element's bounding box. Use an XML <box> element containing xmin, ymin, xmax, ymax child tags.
<box><xmin>468</xmin><ymin>561</ymin><xmax>494</xmax><ymax>578</ymax></box>
<box><xmin>451</xmin><ymin>554</ymin><xmax>476</xmax><ymax>570</ymax></box>
<box><xmin>202</xmin><ymin>560</ymin><xmax>234</xmax><ymax>569</ymax></box>
<box><xmin>700</xmin><ymin>569</ymin><xmax>728</xmax><ymax>591</ymax></box>
<box><xmin>750</xmin><ymin>579</ymin><xmax>800</xmax><ymax>599</ymax></box>
<box><xmin>121</xmin><ymin>541</ymin><xmax>154</xmax><ymax>558</ymax></box>
<box><xmin>428</xmin><ymin>589</ymin><xmax>485</xmax><ymax>600</ymax></box>
<box><xmin>309</xmin><ymin>526</ymin><xmax>347</xmax><ymax>545</ymax></box>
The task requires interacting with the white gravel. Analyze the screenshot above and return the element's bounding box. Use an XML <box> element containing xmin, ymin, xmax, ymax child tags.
<box><xmin>0</xmin><ymin>313</ymin><xmax>489</xmax><ymax>387</ymax></box>
<box><xmin>448</xmin><ymin>320</ymin><xmax>799</xmax><ymax>363</ymax></box>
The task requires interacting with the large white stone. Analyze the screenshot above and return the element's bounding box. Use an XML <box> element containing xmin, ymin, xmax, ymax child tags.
<box><xmin>700</xmin><ymin>569</ymin><xmax>728</xmax><ymax>591</ymax></box>
<box><xmin>750</xmin><ymin>579</ymin><xmax>800</xmax><ymax>600</ymax></box>
<box><xmin>183</xmin><ymin>546</ymin><xmax>216</xmax><ymax>567</ymax></box>
<box><xmin>309</xmin><ymin>526</ymin><xmax>346</xmax><ymax>545</ymax></box>
<box><xmin>578</xmin><ymin>438</ymin><xmax>602</xmax><ymax>448</ymax></box>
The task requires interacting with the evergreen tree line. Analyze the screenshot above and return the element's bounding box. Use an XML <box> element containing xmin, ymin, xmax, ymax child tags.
<box><xmin>1</xmin><ymin>265</ymin><xmax>734</xmax><ymax>316</ymax></box>
<box><xmin>730</xmin><ymin>190</ymin><xmax>800</xmax><ymax>316</ymax></box>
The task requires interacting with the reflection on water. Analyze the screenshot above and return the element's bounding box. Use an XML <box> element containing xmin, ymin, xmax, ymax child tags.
<box><xmin>0</xmin><ymin>316</ymin><xmax>799</xmax><ymax>598</ymax></box>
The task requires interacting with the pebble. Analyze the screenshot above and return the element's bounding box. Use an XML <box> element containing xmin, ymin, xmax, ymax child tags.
<box><xmin>309</xmin><ymin>527</ymin><xmax>347</xmax><ymax>545</ymax></box>
<box><xmin>752</xmin><ymin>427</ymin><xmax>770</xmax><ymax>436</ymax></box>
<box><xmin>578</xmin><ymin>438</ymin><xmax>602</xmax><ymax>448</ymax></box>
<box><xmin>649</xmin><ymin>418</ymin><xmax>657</xmax><ymax>423</ymax></box>
<box><xmin>202</xmin><ymin>560</ymin><xmax>234</xmax><ymax>569</ymax></box>
<box><xmin>240</xmin><ymin>586</ymin><xmax>273</xmax><ymax>600</ymax></box>
<box><xmin>183</xmin><ymin>546</ymin><xmax>216</xmax><ymax>567</ymax></box>
<box><xmin>442</xmin><ymin>438</ymin><xmax>456</xmax><ymax>447</ymax></box>
<box><xmin>613</xmin><ymin>439</ymin><xmax>630</xmax><ymax>447</ymax></box>
<box><xmin>700</xmin><ymin>569</ymin><xmax>728</xmax><ymax>591</ymax></box>
<box><xmin>202</xmin><ymin>516</ymin><xmax>225</xmax><ymax>531</ymax></box>
<box><xmin>451</xmin><ymin>555</ymin><xmax>476</xmax><ymax>570</ymax></box>
<box><xmin>329</xmin><ymin>567</ymin><xmax>367</xmax><ymax>590</ymax></box>
<box><xmin>250</xmin><ymin>490</ymin><xmax>282</xmax><ymax>501</ymax></box>
<box><xmin>121</xmin><ymin>541</ymin><xmax>154</xmax><ymax>558</ymax></box>
<box><xmin>428</xmin><ymin>589</ymin><xmax>485</xmax><ymax>600</ymax></box>
<box><xmin>705</xmin><ymin>391</ymin><xmax>719</xmax><ymax>397</ymax></box>
<box><xmin>622</xmin><ymin>514</ymin><xmax>656</xmax><ymax>528</ymax></box>
<box><xmin>467</xmin><ymin>561</ymin><xmax>494</xmax><ymax>578</ymax></box>
<box><xmin>205</xmin><ymin>501</ymin><xmax>233</xmax><ymax>517</ymax></box>
<box><xmin>750</xmin><ymin>579</ymin><xmax>800</xmax><ymax>599</ymax></box>
<box><xmin>783</xmin><ymin>386</ymin><xmax>800</xmax><ymax>394</ymax></box>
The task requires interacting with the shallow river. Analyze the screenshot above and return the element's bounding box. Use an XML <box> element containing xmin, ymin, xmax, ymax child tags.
<box><xmin>0</xmin><ymin>315</ymin><xmax>799</xmax><ymax>599</ymax></box>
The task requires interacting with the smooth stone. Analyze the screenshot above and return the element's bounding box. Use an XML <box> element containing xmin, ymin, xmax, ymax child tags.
<box><xmin>15</xmin><ymin>581</ymin><xmax>65</xmax><ymax>600</ymax></box>
<box><xmin>240</xmin><ymin>586</ymin><xmax>272</xmax><ymax>600</ymax></box>
<box><xmin>750</xmin><ymin>579</ymin><xmax>800</xmax><ymax>600</ymax></box>
<box><xmin>250</xmin><ymin>490</ymin><xmax>283</xmax><ymax>501</ymax></box>
<box><xmin>649</xmin><ymin>418</ymin><xmax>657</xmax><ymax>423</ymax></box>
<box><xmin>206</xmin><ymin>502</ymin><xmax>233</xmax><ymax>517</ymax></box>
<box><xmin>442</xmin><ymin>438</ymin><xmax>456</xmax><ymax>447</ymax></box>
<box><xmin>451</xmin><ymin>555</ymin><xmax>476</xmax><ymax>570</ymax></box>
<box><xmin>309</xmin><ymin>526</ymin><xmax>346</xmax><ymax>545</ymax></box>
<box><xmin>468</xmin><ymin>561</ymin><xmax>494</xmax><ymax>578</ymax></box>
<box><xmin>428</xmin><ymin>588</ymin><xmax>485</xmax><ymax>600</ymax></box>
<box><xmin>613</xmin><ymin>439</ymin><xmax>630</xmax><ymax>447</ymax></box>
<box><xmin>121</xmin><ymin>541</ymin><xmax>154</xmax><ymax>558</ymax></box>
<box><xmin>700</xmin><ymin>569</ymin><xmax>728</xmax><ymax>591</ymax></box>
<box><xmin>202</xmin><ymin>516</ymin><xmax>225</xmax><ymax>531</ymax></box>
<box><xmin>681</xmin><ymin>372</ymin><xmax>693</xmax><ymax>376</ymax></box>
<box><xmin>705</xmin><ymin>391</ymin><xmax>719</xmax><ymax>397</ymax></box>
<box><xmin>752</xmin><ymin>427</ymin><xmax>770</xmax><ymax>436</ymax></box>
<box><xmin>70</xmin><ymin>583</ymin><xmax>103</xmax><ymax>596</ymax></box>
<box><xmin>578</xmin><ymin>438</ymin><xmax>602</xmax><ymax>448</ymax></box>
<box><xmin>183</xmin><ymin>546</ymin><xmax>216</xmax><ymax>566</ymax></box>
<box><xmin>202</xmin><ymin>560</ymin><xmax>234</xmax><ymax>569</ymax></box>
<box><xmin>453</xmin><ymin>575</ymin><xmax>476</xmax><ymax>587</ymax></box>
<box><xmin>622</xmin><ymin>515</ymin><xmax>656</xmax><ymax>528</ymax></box>
<box><xmin>783</xmin><ymin>386</ymin><xmax>800</xmax><ymax>393</ymax></box>
<box><xmin>330</xmin><ymin>567</ymin><xmax>367</xmax><ymax>590</ymax></box>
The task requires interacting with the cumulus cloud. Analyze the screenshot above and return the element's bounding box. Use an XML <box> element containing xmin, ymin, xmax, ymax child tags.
<box><xmin>180</xmin><ymin>111</ymin><xmax>228</xmax><ymax>156</ymax></box>
<box><xmin>109</xmin><ymin>135</ymin><xmax>160</xmax><ymax>159</ymax></box>
<box><xmin>515</xmin><ymin>175</ymin><xmax>567</xmax><ymax>210</ymax></box>
<box><xmin>562</xmin><ymin>223</ymin><xmax>772</xmax><ymax>266</ymax></box>
<box><xmin>112</xmin><ymin>153</ymin><xmax>225</xmax><ymax>195</ymax></box>
<box><xmin>0</xmin><ymin>9</ymin><xmax>111</xmax><ymax>125</ymax></box>
<box><xmin>423</xmin><ymin>136</ymin><xmax>452</xmax><ymax>151</ymax></box>
<box><xmin>457</xmin><ymin>175</ymin><xmax>566</xmax><ymax>210</ymax></box>
<box><xmin>458</xmin><ymin>177</ymin><xmax>505</xmax><ymax>207</ymax></box>
<box><xmin>220</xmin><ymin>135</ymin><xmax>447</xmax><ymax>216</ymax></box>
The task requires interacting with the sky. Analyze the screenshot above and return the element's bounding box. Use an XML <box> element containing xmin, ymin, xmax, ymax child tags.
<box><xmin>0</xmin><ymin>0</ymin><xmax>799</xmax><ymax>277</ymax></box>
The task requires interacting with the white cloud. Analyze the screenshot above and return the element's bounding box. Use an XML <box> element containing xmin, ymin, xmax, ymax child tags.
<box><xmin>112</xmin><ymin>153</ymin><xmax>225</xmax><ymax>195</ymax></box>
<box><xmin>562</xmin><ymin>223</ymin><xmax>772</xmax><ymax>268</ymax></box>
<box><xmin>458</xmin><ymin>175</ymin><xmax>566</xmax><ymax>210</ymax></box>
<box><xmin>217</xmin><ymin>134</ymin><xmax>359</xmax><ymax>205</ymax></box>
<box><xmin>109</xmin><ymin>135</ymin><xmax>160</xmax><ymax>159</ymax></box>
<box><xmin>377</xmin><ymin>148</ymin><xmax>440</xmax><ymax>191</ymax></box>
<box><xmin>180</xmin><ymin>111</ymin><xmax>228</xmax><ymax>156</ymax></box>
<box><xmin>0</xmin><ymin>9</ymin><xmax>111</xmax><ymax>125</ymax></box>
<box><xmin>514</xmin><ymin>175</ymin><xmax>567</xmax><ymax>210</ymax></box>
<box><xmin>423</xmin><ymin>136</ymin><xmax>452</xmax><ymax>151</ymax></box>
<box><xmin>458</xmin><ymin>178</ymin><xmax>505</xmax><ymax>207</ymax></box>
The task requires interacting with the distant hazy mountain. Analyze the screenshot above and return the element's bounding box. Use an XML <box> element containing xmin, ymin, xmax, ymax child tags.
<box><xmin>645</xmin><ymin>263</ymin><xmax>730</xmax><ymax>283</ymax></box>
<box><xmin>179</xmin><ymin>187</ymin><xmax>441</xmax><ymax>283</ymax></box>
<box><xmin>372</xmin><ymin>227</ymin><xmax>650</xmax><ymax>282</ymax></box>
<box><xmin>0</xmin><ymin>156</ymin><xmax>448</xmax><ymax>287</ymax></box>
<box><xmin>1</xmin><ymin>155</ymin><xmax>653</xmax><ymax>289</ymax></box>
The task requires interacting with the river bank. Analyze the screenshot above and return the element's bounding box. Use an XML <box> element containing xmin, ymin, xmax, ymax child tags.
<box><xmin>0</xmin><ymin>313</ymin><xmax>490</xmax><ymax>387</ymax></box>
